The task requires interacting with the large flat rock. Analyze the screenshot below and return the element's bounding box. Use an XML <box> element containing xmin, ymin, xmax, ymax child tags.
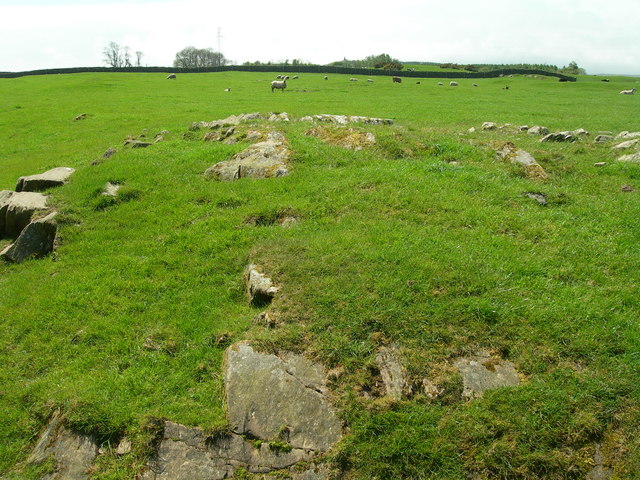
<box><xmin>143</xmin><ymin>421</ymin><xmax>314</xmax><ymax>480</ymax></box>
<box><xmin>16</xmin><ymin>167</ymin><xmax>75</xmax><ymax>192</ymax></box>
<box><xmin>224</xmin><ymin>342</ymin><xmax>342</xmax><ymax>452</ymax></box>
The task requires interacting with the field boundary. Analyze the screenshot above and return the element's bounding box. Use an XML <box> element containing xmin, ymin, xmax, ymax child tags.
<box><xmin>0</xmin><ymin>65</ymin><xmax>577</xmax><ymax>81</ymax></box>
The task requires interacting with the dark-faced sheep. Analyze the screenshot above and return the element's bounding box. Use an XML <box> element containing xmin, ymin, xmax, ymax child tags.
<box><xmin>166</xmin><ymin>73</ymin><xmax>176</xmax><ymax>79</ymax></box>
<box><xmin>392</xmin><ymin>76</ymin><xmax>402</xmax><ymax>83</ymax></box>
<box><xmin>620</xmin><ymin>88</ymin><xmax>637</xmax><ymax>95</ymax></box>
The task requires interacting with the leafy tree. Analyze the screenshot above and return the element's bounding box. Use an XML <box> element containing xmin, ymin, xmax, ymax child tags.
<box><xmin>173</xmin><ymin>47</ymin><xmax>228</xmax><ymax>68</ymax></box>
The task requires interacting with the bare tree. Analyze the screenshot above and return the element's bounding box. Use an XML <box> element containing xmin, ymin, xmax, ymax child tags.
<box><xmin>103</xmin><ymin>41</ymin><xmax>123</xmax><ymax>68</ymax></box>
<box><xmin>123</xmin><ymin>46</ymin><xmax>132</xmax><ymax>68</ymax></box>
<box><xmin>135</xmin><ymin>51</ymin><xmax>144</xmax><ymax>67</ymax></box>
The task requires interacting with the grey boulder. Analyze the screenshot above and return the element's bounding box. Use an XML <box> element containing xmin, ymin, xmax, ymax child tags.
<box><xmin>16</xmin><ymin>167</ymin><xmax>75</xmax><ymax>192</ymax></box>
<box><xmin>1</xmin><ymin>211</ymin><xmax>57</xmax><ymax>263</ymax></box>
<box><xmin>1</xmin><ymin>191</ymin><xmax>49</xmax><ymax>238</ymax></box>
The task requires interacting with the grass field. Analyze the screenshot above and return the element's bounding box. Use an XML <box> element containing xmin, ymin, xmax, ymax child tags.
<box><xmin>1</xmin><ymin>70</ymin><xmax>639</xmax><ymax>479</ymax></box>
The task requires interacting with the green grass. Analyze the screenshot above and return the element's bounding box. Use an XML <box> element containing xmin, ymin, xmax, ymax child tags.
<box><xmin>1</xmin><ymin>71</ymin><xmax>639</xmax><ymax>479</ymax></box>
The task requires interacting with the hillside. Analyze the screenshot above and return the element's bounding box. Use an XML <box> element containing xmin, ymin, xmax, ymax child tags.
<box><xmin>1</xmin><ymin>71</ymin><xmax>639</xmax><ymax>479</ymax></box>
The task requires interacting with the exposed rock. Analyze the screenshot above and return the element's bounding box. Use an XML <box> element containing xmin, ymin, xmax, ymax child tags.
<box><xmin>2</xmin><ymin>191</ymin><xmax>49</xmax><ymax>238</ymax></box>
<box><xmin>27</xmin><ymin>410</ymin><xmax>98</xmax><ymax>480</ymax></box>
<box><xmin>102</xmin><ymin>147</ymin><xmax>117</xmax><ymax>158</ymax></box>
<box><xmin>454</xmin><ymin>353</ymin><xmax>520</xmax><ymax>400</ymax></box>
<box><xmin>422</xmin><ymin>378</ymin><xmax>442</xmax><ymax>399</ymax></box>
<box><xmin>306</xmin><ymin>126</ymin><xmax>376</xmax><ymax>151</ymax></box>
<box><xmin>467</xmin><ymin>127</ymin><xmax>476</xmax><ymax>134</ymax></box>
<box><xmin>299</xmin><ymin>114</ymin><xmax>392</xmax><ymax>125</ymax></box>
<box><xmin>621</xmin><ymin>185</ymin><xmax>634</xmax><ymax>192</ymax></box>
<box><xmin>244</xmin><ymin>264</ymin><xmax>279</xmax><ymax>306</ymax></box>
<box><xmin>193</xmin><ymin>113</ymin><xmax>263</xmax><ymax>130</ymax></box>
<box><xmin>612</xmin><ymin>139</ymin><xmax>640</xmax><ymax>150</ymax></box>
<box><xmin>375</xmin><ymin>345</ymin><xmax>407</xmax><ymax>400</ymax></box>
<box><xmin>524</xmin><ymin>192</ymin><xmax>547</xmax><ymax>206</ymax></box>
<box><xmin>617</xmin><ymin>152</ymin><xmax>640</xmax><ymax>163</ymax></box>
<box><xmin>594</xmin><ymin>162</ymin><xmax>607</xmax><ymax>167</ymax></box>
<box><xmin>224</xmin><ymin>341</ymin><xmax>343</xmax><ymax>452</ymax></box>
<box><xmin>527</xmin><ymin>126</ymin><xmax>549</xmax><ymax>135</ymax></box>
<box><xmin>203</xmin><ymin>127</ymin><xmax>235</xmax><ymax>142</ymax></box>
<box><xmin>482</xmin><ymin>122</ymin><xmax>497</xmax><ymax>131</ymax></box>
<box><xmin>15</xmin><ymin>167</ymin><xmax>75</xmax><ymax>192</ymax></box>
<box><xmin>125</xmin><ymin>140</ymin><xmax>153</xmax><ymax>148</ymax></box>
<box><xmin>496</xmin><ymin>143</ymin><xmax>548</xmax><ymax>180</ymax></box>
<box><xmin>143</xmin><ymin>421</ymin><xmax>316</xmax><ymax>480</ymax></box>
<box><xmin>204</xmin><ymin>133</ymin><xmax>290</xmax><ymax>181</ymax></box>
<box><xmin>586</xmin><ymin>444</ymin><xmax>613</xmax><ymax>480</ymax></box>
<box><xmin>594</xmin><ymin>135</ymin><xmax>613</xmax><ymax>143</ymax></box>
<box><xmin>0</xmin><ymin>190</ymin><xmax>14</xmax><ymax>236</ymax></box>
<box><xmin>254</xmin><ymin>311</ymin><xmax>278</xmax><ymax>328</ymax></box>
<box><xmin>540</xmin><ymin>132</ymin><xmax>577</xmax><ymax>143</ymax></box>
<box><xmin>73</xmin><ymin>113</ymin><xmax>87</xmax><ymax>121</ymax></box>
<box><xmin>115</xmin><ymin>437</ymin><xmax>132</xmax><ymax>455</ymax></box>
<box><xmin>269</xmin><ymin>112</ymin><xmax>290</xmax><ymax>122</ymax></box>
<box><xmin>1</xmin><ymin>211</ymin><xmax>57</xmax><ymax>263</ymax></box>
<box><xmin>616</xmin><ymin>131</ymin><xmax>640</xmax><ymax>140</ymax></box>
<box><xmin>102</xmin><ymin>182</ymin><xmax>121</xmax><ymax>197</ymax></box>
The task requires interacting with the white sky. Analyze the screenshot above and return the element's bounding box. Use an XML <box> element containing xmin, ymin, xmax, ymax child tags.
<box><xmin>0</xmin><ymin>0</ymin><xmax>638</xmax><ymax>74</ymax></box>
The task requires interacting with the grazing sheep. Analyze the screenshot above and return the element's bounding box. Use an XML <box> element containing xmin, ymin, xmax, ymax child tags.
<box><xmin>438</xmin><ymin>82</ymin><xmax>443</xmax><ymax>86</ymax></box>
<box><xmin>601</xmin><ymin>79</ymin><xmax>610</xmax><ymax>82</ymax></box>
<box><xmin>367</xmin><ymin>79</ymin><xmax>374</xmax><ymax>83</ymax></box>
<box><xmin>416</xmin><ymin>81</ymin><xmax>421</xmax><ymax>85</ymax></box>
<box><xmin>292</xmin><ymin>75</ymin><xmax>299</xmax><ymax>79</ymax></box>
<box><xmin>392</xmin><ymin>76</ymin><xmax>402</xmax><ymax>83</ymax></box>
<box><xmin>271</xmin><ymin>78</ymin><xmax>287</xmax><ymax>92</ymax></box>
<box><xmin>324</xmin><ymin>76</ymin><xmax>328</xmax><ymax>80</ymax></box>
<box><xmin>349</xmin><ymin>78</ymin><xmax>358</xmax><ymax>82</ymax></box>
<box><xmin>166</xmin><ymin>73</ymin><xmax>176</xmax><ymax>79</ymax></box>
<box><xmin>620</xmin><ymin>88</ymin><xmax>637</xmax><ymax>95</ymax></box>
<box><xmin>472</xmin><ymin>83</ymin><xmax>478</xmax><ymax>87</ymax></box>
<box><xmin>224</xmin><ymin>88</ymin><xmax>231</xmax><ymax>92</ymax></box>
<box><xmin>502</xmin><ymin>85</ymin><xmax>510</xmax><ymax>90</ymax></box>
<box><xmin>450</xmin><ymin>81</ymin><xmax>458</xmax><ymax>86</ymax></box>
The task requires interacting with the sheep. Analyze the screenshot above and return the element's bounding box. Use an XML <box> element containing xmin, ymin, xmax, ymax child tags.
<box><xmin>367</xmin><ymin>78</ymin><xmax>374</xmax><ymax>83</ymax></box>
<box><xmin>437</xmin><ymin>82</ymin><xmax>443</xmax><ymax>86</ymax></box>
<box><xmin>349</xmin><ymin>78</ymin><xmax>358</xmax><ymax>82</ymax></box>
<box><xmin>392</xmin><ymin>76</ymin><xmax>402</xmax><ymax>83</ymax></box>
<box><xmin>450</xmin><ymin>81</ymin><xmax>458</xmax><ymax>87</ymax></box>
<box><xmin>166</xmin><ymin>73</ymin><xmax>176</xmax><ymax>79</ymax></box>
<box><xmin>324</xmin><ymin>76</ymin><xmax>328</xmax><ymax>80</ymax></box>
<box><xmin>502</xmin><ymin>85</ymin><xmax>510</xmax><ymax>90</ymax></box>
<box><xmin>620</xmin><ymin>88</ymin><xmax>637</xmax><ymax>95</ymax></box>
<box><xmin>472</xmin><ymin>83</ymin><xmax>478</xmax><ymax>87</ymax></box>
<box><xmin>416</xmin><ymin>81</ymin><xmax>421</xmax><ymax>85</ymax></box>
<box><xmin>292</xmin><ymin>75</ymin><xmax>299</xmax><ymax>79</ymax></box>
<box><xmin>224</xmin><ymin>88</ymin><xmax>231</xmax><ymax>92</ymax></box>
<box><xmin>271</xmin><ymin>78</ymin><xmax>287</xmax><ymax>92</ymax></box>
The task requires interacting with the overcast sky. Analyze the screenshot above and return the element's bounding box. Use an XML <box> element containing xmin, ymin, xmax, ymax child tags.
<box><xmin>0</xmin><ymin>0</ymin><xmax>638</xmax><ymax>74</ymax></box>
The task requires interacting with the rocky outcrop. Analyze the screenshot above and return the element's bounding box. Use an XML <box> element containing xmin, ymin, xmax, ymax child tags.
<box><xmin>299</xmin><ymin>114</ymin><xmax>393</xmax><ymax>125</ymax></box>
<box><xmin>612</xmin><ymin>138</ymin><xmax>640</xmax><ymax>151</ymax></box>
<box><xmin>27</xmin><ymin>410</ymin><xmax>98</xmax><ymax>480</ymax></box>
<box><xmin>1</xmin><ymin>211</ymin><xmax>57</xmax><ymax>263</ymax></box>
<box><xmin>15</xmin><ymin>167</ymin><xmax>75</xmax><ymax>192</ymax></box>
<box><xmin>496</xmin><ymin>143</ymin><xmax>548</xmax><ymax>180</ymax></box>
<box><xmin>224</xmin><ymin>342</ymin><xmax>343</xmax><ymax>452</ymax></box>
<box><xmin>204</xmin><ymin>132</ymin><xmax>290</xmax><ymax>181</ymax></box>
<box><xmin>540</xmin><ymin>128</ymin><xmax>588</xmax><ymax>143</ymax></box>
<box><xmin>143</xmin><ymin>421</ymin><xmax>315</xmax><ymax>480</ymax></box>
<box><xmin>454</xmin><ymin>353</ymin><xmax>521</xmax><ymax>400</ymax></box>
<box><xmin>1</xmin><ymin>191</ymin><xmax>49</xmax><ymax>238</ymax></box>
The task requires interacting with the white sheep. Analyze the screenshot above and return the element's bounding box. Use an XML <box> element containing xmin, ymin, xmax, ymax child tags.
<box><xmin>166</xmin><ymin>73</ymin><xmax>176</xmax><ymax>79</ymax></box>
<box><xmin>472</xmin><ymin>83</ymin><xmax>478</xmax><ymax>87</ymax></box>
<box><xmin>620</xmin><ymin>88</ymin><xmax>637</xmax><ymax>95</ymax></box>
<box><xmin>367</xmin><ymin>79</ymin><xmax>374</xmax><ymax>83</ymax></box>
<box><xmin>324</xmin><ymin>76</ymin><xmax>328</xmax><ymax>80</ymax></box>
<box><xmin>292</xmin><ymin>75</ymin><xmax>299</xmax><ymax>79</ymax></box>
<box><xmin>271</xmin><ymin>78</ymin><xmax>287</xmax><ymax>92</ymax></box>
<box><xmin>438</xmin><ymin>82</ymin><xmax>443</xmax><ymax>86</ymax></box>
<box><xmin>349</xmin><ymin>78</ymin><xmax>358</xmax><ymax>82</ymax></box>
<box><xmin>450</xmin><ymin>81</ymin><xmax>458</xmax><ymax>87</ymax></box>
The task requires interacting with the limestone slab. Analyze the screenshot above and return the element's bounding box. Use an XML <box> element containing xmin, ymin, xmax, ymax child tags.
<box><xmin>16</xmin><ymin>167</ymin><xmax>75</xmax><ymax>192</ymax></box>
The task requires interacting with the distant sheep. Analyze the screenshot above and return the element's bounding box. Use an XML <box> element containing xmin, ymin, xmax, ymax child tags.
<box><xmin>416</xmin><ymin>81</ymin><xmax>421</xmax><ymax>85</ymax></box>
<box><xmin>367</xmin><ymin>79</ymin><xmax>374</xmax><ymax>83</ymax></box>
<box><xmin>438</xmin><ymin>82</ymin><xmax>443</xmax><ymax>86</ymax></box>
<box><xmin>450</xmin><ymin>81</ymin><xmax>458</xmax><ymax>86</ymax></box>
<box><xmin>166</xmin><ymin>73</ymin><xmax>176</xmax><ymax>79</ymax></box>
<box><xmin>472</xmin><ymin>83</ymin><xmax>478</xmax><ymax>87</ymax></box>
<box><xmin>392</xmin><ymin>76</ymin><xmax>402</xmax><ymax>83</ymax></box>
<box><xmin>271</xmin><ymin>78</ymin><xmax>287</xmax><ymax>92</ymax></box>
<box><xmin>324</xmin><ymin>76</ymin><xmax>328</xmax><ymax>80</ymax></box>
<box><xmin>502</xmin><ymin>85</ymin><xmax>510</xmax><ymax>90</ymax></box>
<box><xmin>349</xmin><ymin>78</ymin><xmax>358</xmax><ymax>82</ymax></box>
<box><xmin>620</xmin><ymin>88</ymin><xmax>637</xmax><ymax>95</ymax></box>
<box><xmin>293</xmin><ymin>75</ymin><xmax>299</xmax><ymax>79</ymax></box>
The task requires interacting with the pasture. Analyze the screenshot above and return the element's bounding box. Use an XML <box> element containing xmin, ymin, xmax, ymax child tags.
<box><xmin>1</xmin><ymin>71</ymin><xmax>639</xmax><ymax>479</ymax></box>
